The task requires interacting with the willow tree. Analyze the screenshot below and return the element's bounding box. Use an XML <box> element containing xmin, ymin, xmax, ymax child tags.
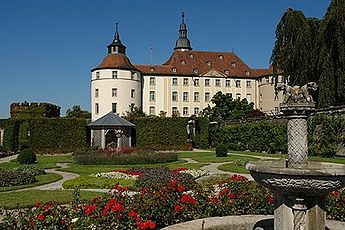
<box><xmin>271</xmin><ymin>0</ymin><xmax>345</xmax><ymax>108</ymax></box>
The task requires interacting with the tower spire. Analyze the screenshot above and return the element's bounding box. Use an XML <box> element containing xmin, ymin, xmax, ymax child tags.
<box><xmin>174</xmin><ymin>12</ymin><xmax>192</xmax><ymax>51</ymax></box>
<box><xmin>107</xmin><ymin>21</ymin><xmax>126</xmax><ymax>55</ymax></box>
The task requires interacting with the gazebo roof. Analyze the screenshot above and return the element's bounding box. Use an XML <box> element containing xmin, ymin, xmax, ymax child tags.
<box><xmin>88</xmin><ymin>112</ymin><xmax>135</xmax><ymax>128</ymax></box>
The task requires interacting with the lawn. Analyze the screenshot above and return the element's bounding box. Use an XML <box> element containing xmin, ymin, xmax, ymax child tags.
<box><xmin>62</xmin><ymin>176</ymin><xmax>136</xmax><ymax>189</ymax></box>
<box><xmin>217</xmin><ymin>162</ymin><xmax>250</xmax><ymax>174</ymax></box>
<box><xmin>178</xmin><ymin>151</ymin><xmax>258</xmax><ymax>163</ymax></box>
<box><xmin>0</xmin><ymin>190</ymin><xmax>103</xmax><ymax>209</ymax></box>
<box><xmin>0</xmin><ymin>173</ymin><xmax>62</xmax><ymax>192</ymax></box>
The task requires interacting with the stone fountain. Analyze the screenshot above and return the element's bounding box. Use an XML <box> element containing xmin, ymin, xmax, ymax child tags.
<box><xmin>246</xmin><ymin>82</ymin><xmax>345</xmax><ymax>230</ymax></box>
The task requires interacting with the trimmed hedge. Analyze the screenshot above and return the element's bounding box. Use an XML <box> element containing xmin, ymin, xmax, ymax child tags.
<box><xmin>3</xmin><ymin>118</ymin><xmax>89</xmax><ymax>154</ymax></box>
<box><xmin>17</xmin><ymin>148</ymin><xmax>36</xmax><ymax>164</ymax></box>
<box><xmin>0</xmin><ymin>168</ymin><xmax>36</xmax><ymax>187</ymax></box>
<box><xmin>211</xmin><ymin>120</ymin><xmax>288</xmax><ymax>154</ymax></box>
<box><xmin>133</xmin><ymin>117</ymin><xmax>208</xmax><ymax>150</ymax></box>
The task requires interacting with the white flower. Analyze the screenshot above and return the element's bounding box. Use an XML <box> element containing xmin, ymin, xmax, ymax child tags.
<box><xmin>71</xmin><ymin>217</ymin><xmax>79</xmax><ymax>223</ymax></box>
<box><xmin>91</xmin><ymin>172</ymin><xmax>139</xmax><ymax>180</ymax></box>
<box><xmin>181</xmin><ymin>169</ymin><xmax>208</xmax><ymax>179</ymax></box>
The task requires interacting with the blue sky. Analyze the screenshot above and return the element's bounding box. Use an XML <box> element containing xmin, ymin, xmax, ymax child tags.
<box><xmin>0</xmin><ymin>0</ymin><xmax>330</xmax><ymax>118</ymax></box>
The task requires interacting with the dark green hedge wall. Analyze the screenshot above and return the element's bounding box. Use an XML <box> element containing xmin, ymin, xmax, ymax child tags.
<box><xmin>3</xmin><ymin>118</ymin><xmax>88</xmax><ymax>154</ymax></box>
<box><xmin>133</xmin><ymin>117</ymin><xmax>209</xmax><ymax>150</ymax></box>
<box><xmin>210</xmin><ymin>120</ymin><xmax>288</xmax><ymax>154</ymax></box>
<box><xmin>28</xmin><ymin>118</ymin><xmax>88</xmax><ymax>154</ymax></box>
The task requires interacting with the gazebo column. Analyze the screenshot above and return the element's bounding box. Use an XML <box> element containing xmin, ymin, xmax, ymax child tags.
<box><xmin>101</xmin><ymin>128</ymin><xmax>106</xmax><ymax>149</ymax></box>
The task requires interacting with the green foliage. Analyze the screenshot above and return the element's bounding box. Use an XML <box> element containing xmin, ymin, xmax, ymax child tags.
<box><xmin>202</xmin><ymin>91</ymin><xmax>254</xmax><ymax>122</ymax></box>
<box><xmin>63</xmin><ymin>176</ymin><xmax>135</xmax><ymax>189</ymax></box>
<box><xmin>271</xmin><ymin>1</ymin><xmax>345</xmax><ymax>107</ymax></box>
<box><xmin>73</xmin><ymin>150</ymin><xmax>178</xmax><ymax>165</ymax></box>
<box><xmin>0</xmin><ymin>168</ymin><xmax>36</xmax><ymax>187</ymax></box>
<box><xmin>65</xmin><ymin>105</ymin><xmax>90</xmax><ymax>119</ymax></box>
<box><xmin>215</xmin><ymin>143</ymin><xmax>228</xmax><ymax>157</ymax></box>
<box><xmin>15</xmin><ymin>165</ymin><xmax>46</xmax><ymax>176</ymax></box>
<box><xmin>18</xmin><ymin>120</ymin><xmax>30</xmax><ymax>150</ymax></box>
<box><xmin>326</xmin><ymin>190</ymin><xmax>345</xmax><ymax>221</ymax></box>
<box><xmin>122</xmin><ymin>106</ymin><xmax>146</xmax><ymax>122</ymax></box>
<box><xmin>17</xmin><ymin>148</ymin><xmax>36</xmax><ymax>164</ymax></box>
<box><xmin>308</xmin><ymin>115</ymin><xmax>345</xmax><ymax>157</ymax></box>
<box><xmin>193</xmin><ymin>117</ymin><xmax>209</xmax><ymax>148</ymax></box>
<box><xmin>3</xmin><ymin>119</ymin><xmax>19</xmax><ymax>152</ymax></box>
<box><xmin>211</xmin><ymin>120</ymin><xmax>287</xmax><ymax>154</ymax></box>
<box><xmin>134</xmin><ymin>117</ymin><xmax>207</xmax><ymax>150</ymax></box>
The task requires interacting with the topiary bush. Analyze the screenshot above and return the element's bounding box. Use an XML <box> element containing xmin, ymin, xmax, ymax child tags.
<box><xmin>216</xmin><ymin>143</ymin><xmax>228</xmax><ymax>157</ymax></box>
<box><xmin>17</xmin><ymin>148</ymin><xmax>36</xmax><ymax>164</ymax></box>
<box><xmin>0</xmin><ymin>168</ymin><xmax>36</xmax><ymax>187</ymax></box>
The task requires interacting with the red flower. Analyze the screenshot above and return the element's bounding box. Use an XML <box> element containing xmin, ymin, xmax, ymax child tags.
<box><xmin>85</xmin><ymin>204</ymin><xmax>97</xmax><ymax>215</ymax></box>
<box><xmin>181</xmin><ymin>194</ymin><xmax>196</xmax><ymax>205</ymax></box>
<box><xmin>111</xmin><ymin>203</ymin><xmax>123</xmax><ymax>213</ymax></box>
<box><xmin>36</xmin><ymin>202</ymin><xmax>42</xmax><ymax>209</ymax></box>
<box><xmin>228</xmin><ymin>193</ymin><xmax>236</xmax><ymax>199</ymax></box>
<box><xmin>102</xmin><ymin>209</ymin><xmax>108</xmax><ymax>217</ymax></box>
<box><xmin>129</xmin><ymin>210</ymin><xmax>138</xmax><ymax>219</ymax></box>
<box><xmin>177</xmin><ymin>185</ymin><xmax>186</xmax><ymax>193</ymax></box>
<box><xmin>31</xmin><ymin>221</ymin><xmax>35</xmax><ymax>227</ymax></box>
<box><xmin>174</xmin><ymin>204</ymin><xmax>182</xmax><ymax>212</ymax></box>
<box><xmin>231</xmin><ymin>174</ymin><xmax>237</xmax><ymax>180</ymax></box>
<box><xmin>92</xmin><ymin>197</ymin><xmax>99</xmax><ymax>203</ymax></box>
<box><xmin>38</xmin><ymin>213</ymin><xmax>45</xmax><ymax>221</ymax></box>
<box><xmin>331</xmin><ymin>191</ymin><xmax>340</xmax><ymax>197</ymax></box>
<box><xmin>140</xmin><ymin>220</ymin><xmax>156</xmax><ymax>229</ymax></box>
<box><xmin>267</xmin><ymin>195</ymin><xmax>274</xmax><ymax>205</ymax></box>
<box><xmin>60</xmin><ymin>218</ymin><xmax>65</xmax><ymax>225</ymax></box>
<box><xmin>170</xmin><ymin>179</ymin><xmax>178</xmax><ymax>188</ymax></box>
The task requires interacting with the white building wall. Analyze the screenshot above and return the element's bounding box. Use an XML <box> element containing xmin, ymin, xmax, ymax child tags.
<box><xmin>91</xmin><ymin>69</ymin><xmax>142</xmax><ymax>121</ymax></box>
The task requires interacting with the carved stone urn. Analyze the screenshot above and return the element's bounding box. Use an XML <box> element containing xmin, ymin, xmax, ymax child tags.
<box><xmin>246</xmin><ymin>83</ymin><xmax>345</xmax><ymax>230</ymax></box>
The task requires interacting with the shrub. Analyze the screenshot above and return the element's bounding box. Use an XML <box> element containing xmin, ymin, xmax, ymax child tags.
<box><xmin>15</xmin><ymin>165</ymin><xmax>45</xmax><ymax>176</ymax></box>
<box><xmin>17</xmin><ymin>148</ymin><xmax>36</xmax><ymax>164</ymax></box>
<box><xmin>73</xmin><ymin>149</ymin><xmax>178</xmax><ymax>165</ymax></box>
<box><xmin>0</xmin><ymin>168</ymin><xmax>36</xmax><ymax>187</ymax></box>
<box><xmin>216</xmin><ymin>143</ymin><xmax>228</xmax><ymax>157</ymax></box>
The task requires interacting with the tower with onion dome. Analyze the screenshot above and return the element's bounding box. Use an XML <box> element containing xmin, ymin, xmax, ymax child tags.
<box><xmin>91</xmin><ymin>23</ymin><xmax>142</xmax><ymax>121</ymax></box>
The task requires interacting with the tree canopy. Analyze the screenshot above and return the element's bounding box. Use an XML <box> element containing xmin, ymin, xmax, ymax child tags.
<box><xmin>201</xmin><ymin>91</ymin><xmax>254</xmax><ymax>122</ymax></box>
<box><xmin>65</xmin><ymin>105</ymin><xmax>90</xmax><ymax>119</ymax></box>
<box><xmin>271</xmin><ymin>0</ymin><xmax>345</xmax><ymax>107</ymax></box>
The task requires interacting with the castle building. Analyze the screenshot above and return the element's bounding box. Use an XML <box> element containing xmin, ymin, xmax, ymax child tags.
<box><xmin>91</xmin><ymin>14</ymin><xmax>282</xmax><ymax>121</ymax></box>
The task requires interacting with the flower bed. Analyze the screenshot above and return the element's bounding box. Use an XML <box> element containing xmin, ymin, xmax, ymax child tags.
<box><xmin>72</xmin><ymin>148</ymin><xmax>178</xmax><ymax>165</ymax></box>
<box><xmin>0</xmin><ymin>166</ymin><xmax>45</xmax><ymax>187</ymax></box>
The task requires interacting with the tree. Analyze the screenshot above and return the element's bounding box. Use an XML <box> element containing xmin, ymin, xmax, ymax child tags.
<box><xmin>66</xmin><ymin>105</ymin><xmax>91</xmax><ymax>119</ymax></box>
<box><xmin>201</xmin><ymin>91</ymin><xmax>254</xmax><ymax>122</ymax></box>
<box><xmin>123</xmin><ymin>106</ymin><xmax>146</xmax><ymax>122</ymax></box>
<box><xmin>271</xmin><ymin>0</ymin><xmax>345</xmax><ymax>108</ymax></box>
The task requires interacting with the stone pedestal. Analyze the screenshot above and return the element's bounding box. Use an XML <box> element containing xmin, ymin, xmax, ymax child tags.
<box><xmin>274</xmin><ymin>194</ymin><xmax>325</xmax><ymax>230</ymax></box>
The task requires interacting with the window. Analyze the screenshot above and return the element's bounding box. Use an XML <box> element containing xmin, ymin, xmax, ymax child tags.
<box><xmin>150</xmin><ymin>77</ymin><xmax>155</xmax><ymax>85</ymax></box>
<box><xmin>194</xmin><ymin>107</ymin><xmax>200</xmax><ymax>115</ymax></box>
<box><xmin>172</xmin><ymin>91</ymin><xmax>178</xmax><ymax>101</ymax></box>
<box><xmin>274</xmin><ymin>107</ymin><xmax>279</xmax><ymax>114</ymax></box>
<box><xmin>172</xmin><ymin>78</ymin><xmax>178</xmax><ymax>86</ymax></box>
<box><xmin>205</xmin><ymin>92</ymin><xmax>210</xmax><ymax>102</ymax></box>
<box><xmin>131</xmin><ymin>72</ymin><xmax>136</xmax><ymax>79</ymax></box>
<box><xmin>189</xmin><ymin>53</ymin><xmax>194</xmax><ymax>58</ymax></box>
<box><xmin>181</xmin><ymin>60</ymin><xmax>186</xmax><ymax>65</ymax></box>
<box><xmin>206</xmin><ymin>61</ymin><xmax>211</xmax><ymax>66</ymax></box>
<box><xmin>194</xmin><ymin>92</ymin><xmax>200</xmax><ymax>102</ymax></box>
<box><xmin>96</xmin><ymin>72</ymin><xmax>100</xmax><ymax>79</ymax></box>
<box><xmin>95</xmin><ymin>103</ymin><xmax>99</xmax><ymax>114</ymax></box>
<box><xmin>246</xmin><ymin>93</ymin><xmax>252</xmax><ymax>102</ymax></box>
<box><xmin>226</xmin><ymin>93</ymin><xmax>232</xmax><ymax>98</ymax></box>
<box><xmin>183</xmin><ymin>107</ymin><xmax>189</xmax><ymax>116</ymax></box>
<box><xmin>236</xmin><ymin>93</ymin><xmax>241</xmax><ymax>99</ymax></box>
<box><xmin>149</xmin><ymin>106</ymin><xmax>155</xmax><ymax>115</ymax></box>
<box><xmin>130</xmin><ymin>103</ymin><xmax>135</xmax><ymax>111</ymax></box>
<box><xmin>112</xmin><ymin>88</ymin><xmax>117</xmax><ymax>97</ymax></box>
<box><xmin>149</xmin><ymin>91</ymin><xmax>155</xmax><ymax>101</ymax></box>
<box><xmin>183</xmin><ymin>78</ymin><xmax>189</xmax><ymax>86</ymax></box>
<box><xmin>224</xmin><ymin>69</ymin><xmax>229</xmax><ymax>75</ymax></box>
<box><xmin>205</xmin><ymin>79</ymin><xmax>210</xmax><ymax>87</ymax></box>
<box><xmin>231</xmin><ymin>62</ymin><xmax>237</xmax><ymax>67</ymax></box>
<box><xmin>215</xmin><ymin>79</ymin><xmax>221</xmax><ymax>87</ymax></box>
<box><xmin>219</xmin><ymin>55</ymin><xmax>224</xmax><ymax>60</ymax></box>
<box><xmin>183</xmin><ymin>92</ymin><xmax>189</xmax><ymax>102</ymax></box>
<box><xmin>193</xmin><ymin>68</ymin><xmax>199</xmax><ymax>74</ymax></box>
<box><xmin>112</xmin><ymin>103</ymin><xmax>117</xmax><ymax>113</ymax></box>
<box><xmin>112</xmin><ymin>71</ymin><xmax>117</xmax><ymax>79</ymax></box>
<box><xmin>265</xmin><ymin>77</ymin><xmax>269</xmax><ymax>83</ymax></box>
<box><xmin>150</xmin><ymin>67</ymin><xmax>155</xmax><ymax>71</ymax></box>
<box><xmin>235</xmin><ymin>80</ymin><xmax>241</xmax><ymax>88</ymax></box>
<box><xmin>172</xmin><ymin>107</ymin><xmax>178</xmax><ymax>115</ymax></box>
<box><xmin>131</xmin><ymin>89</ymin><xmax>135</xmax><ymax>98</ymax></box>
<box><xmin>95</xmin><ymin>89</ymin><xmax>99</xmax><ymax>98</ymax></box>
<box><xmin>194</xmin><ymin>79</ymin><xmax>200</xmax><ymax>86</ymax></box>
<box><xmin>172</xmin><ymin>68</ymin><xmax>177</xmax><ymax>73</ymax></box>
<box><xmin>246</xmin><ymin>81</ymin><xmax>251</xmax><ymax>88</ymax></box>
<box><xmin>245</xmin><ymin>71</ymin><xmax>250</xmax><ymax>76</ymax></box>
<box><xmin>226</xmin><ymin>80</ymin><xmax>231</xmax><ymax>87</ymax></box>
<box><xmin>260</xmin><ymin>94</ymin><xmax>263</xmax><ymax>101</ymax></box>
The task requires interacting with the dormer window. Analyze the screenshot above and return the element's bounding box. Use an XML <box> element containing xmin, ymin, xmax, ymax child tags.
<box><xmin>181</xmin><ymin>60</ymin><xmax>186</xmax><ymax>65</ymax></box>
<box><xmin>206</xmin><ymin>61</ymin><xmax>211</xmax><ymax>66</ymax></box>
<box><xmin>193</xmin><ymin>68</ymin><xmax>199</xmax><ymax>74</ymax></box>
<box><xmin>150</xmin><ymin>67</ymin><xmax>155</xmax><ymax>71</ymax></box>
<box><xmin>245</xmin><ymin>71</ymin><xmax>250</xmax><ymax>76</ymax></box>
<box><xmin>172</xmin><ymin>68</ymin><xmax>177</xmax><ymax>73</ymax></box>
<box><xmin>189</xmin><ymin>53</ymin><xmax>194</xmax><ymax>58</ymax></box>
<box><xmin>224</xmin><ymin>69</ymin><xmax>230</xmax><ymax>75</ymax></box>
<box><xmin>231</xmin><ymin>62</ymin><xmax>237</xmax><ymax>67</ymax></box>
<box><xmin>219</xmin><ymin>55</ymin><xmax>224</xmax><ymax>60</ymax></box>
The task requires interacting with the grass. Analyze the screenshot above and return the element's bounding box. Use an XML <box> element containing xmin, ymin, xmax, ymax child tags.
<box><xmin>0</xmin><ymin>190</ymin><xmax>103</xmax><ymax>209</ymax></box>
<box><xmin>0</xmin><ymin>173</ymin><xmax>62</xmax><ymax>192</ymax></box>
<box><xmin>217</xmin><ymin>163</ymin><xmax>250</xmax><ymax>174</ymax></box>
<box><xmin>62</xmin><ymin>176</ymin><xmax>136</xmax><ymax>189</ymax></box>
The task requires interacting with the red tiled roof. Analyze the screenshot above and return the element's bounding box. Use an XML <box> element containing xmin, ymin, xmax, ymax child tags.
<box><xmin>250</xmin><ymin>65</ymin><xmax>273</xmax><ymax>77</ymax></box>
<box><xmin>92</xmin><ymin>53</ymin><xmax>138</xmax><ymax>71</ymax></box>
<box><xmin>134</xmin><ymin>50</ymin><xmax>271</xmax><ymax>78</ymax></box>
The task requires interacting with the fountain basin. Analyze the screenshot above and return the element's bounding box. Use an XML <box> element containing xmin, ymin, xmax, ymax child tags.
<box><xmin>246</xmin><ymin>160</ymin><xmax>345</xmax><ymax>196</ymax></box>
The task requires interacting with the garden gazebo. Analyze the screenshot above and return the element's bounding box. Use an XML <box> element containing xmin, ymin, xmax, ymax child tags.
<box><xmin>88</xmin><ymin>112</ymin><xmax>135</xmax><ymax>149</ymax></box>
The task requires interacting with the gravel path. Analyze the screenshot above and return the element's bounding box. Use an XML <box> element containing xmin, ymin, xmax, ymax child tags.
<box><xmin>0</xmin><ymin>154</ymin><xmax>18</xmax><ymax>163</ymax></box>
